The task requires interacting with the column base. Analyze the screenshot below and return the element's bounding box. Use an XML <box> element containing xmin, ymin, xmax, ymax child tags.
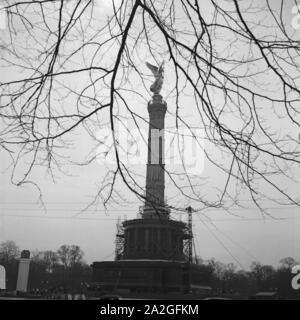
<box><xmin>143</xmin><ymin>205</ymin><xmax>170</xmax><ymax>219</ymax></box>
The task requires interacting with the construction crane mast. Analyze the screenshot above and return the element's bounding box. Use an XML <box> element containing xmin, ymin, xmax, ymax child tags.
<box><xmin>186</xmin><ymin>206</ymin><xmax>193</xmax><ymax>264</ymax></box>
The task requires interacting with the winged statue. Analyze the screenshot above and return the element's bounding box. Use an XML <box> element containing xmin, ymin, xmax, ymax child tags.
<box><xmin>146</xmin><ymin>61</ymin><xmax>164</xmax><ymax>94</ymax></box>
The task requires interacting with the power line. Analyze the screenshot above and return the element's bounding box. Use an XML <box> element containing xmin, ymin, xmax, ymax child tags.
<box><xmin>0</xmin><ymin>201</ymin><xmax>141</xmax><ymax>204</ymax></box>
<box><xmin>1</xmin><ymin>213</ymin><xmax>300</xmax><ymax>222</ymax></box>
<box><xmin>0</xmin><ymin>207</ymin><xmax>299</xmax><ymax>213</ymax></box>
<box><xmin>0</xmin><ymin>198</ymin><xmax>298</xmax><ymax>205</ymax></box>
<box><xmin>0</xmin><ymin>208</ymin><xmax>142</xmax><ymax>212</ymax></box>
<box><xmin>200</xmin><ymin>218</ymin><xmax>258</xmax><ymax>262</ymax></box>
<box><xmin>0</xmin><ymin>214</ymin><xmax>122</xmax><ymax>221</ymax></box>
<box><xmin>196</xmin><ymin>215</ymin><xmax>246</xmax><ymax>270</ymax></box>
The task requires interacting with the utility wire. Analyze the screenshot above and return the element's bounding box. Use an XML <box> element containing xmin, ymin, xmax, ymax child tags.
<box><xmin>199</xmin><ymin>217</ymin><xmax>258</xmax><ymax>262</ymax></box>
<box><xmin>1</xmin><ymin>213</ymin><xmax>300</xmax><ymax>222</ymax></box>
<box><xmin>196</xmin><ymin>215</ymin><xmax>245</xmax><ymax>270</ymax></box>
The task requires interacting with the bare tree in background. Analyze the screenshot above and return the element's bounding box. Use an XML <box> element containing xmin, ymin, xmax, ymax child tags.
<box><xmin>0</xmin><ymin>240</ymin><xmax>19</xmax><ymax>289</ymax></box>
<box><xmin>42</xmin><ymin>250</ymin><xmax>59</xmax><ymax>273</ymax></box>
<box><xmin>0</xmin><ymin>240</ymin><xmax>19</xmax><ymax>264</ymax></box>
<box><xmin>57</xmin><ymin>245</ymin><xmax>84</xmax><ymax>269</ymax></box>
<box><xmin>0</xmin><ymin>0</ymin><xmax>300</xmax><ymax>215</ymax></box>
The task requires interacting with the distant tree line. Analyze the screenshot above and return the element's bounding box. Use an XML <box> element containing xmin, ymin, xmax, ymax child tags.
<box><xmin>0</xmin><ymin>241</ymin><xmax>92</xmax><ymax>292</ymax></box>
<box><xmin>203</xmin><ymin>257</ymin><xmax>300</xmax><ymax>299</ymax></box>
<box><xmin>1</xmin><ymin>240</ymin><xmax>299</xmax><ymax>298</ymax></box>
